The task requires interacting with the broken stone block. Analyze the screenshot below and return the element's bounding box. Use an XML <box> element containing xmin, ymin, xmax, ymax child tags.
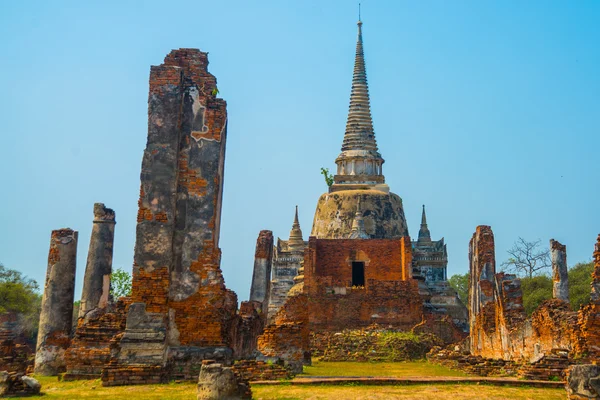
<box><xmin>567</xmin><ymin>365</ymin><xmax>600</xmax><ymax>399</ymax></box>
<box><xmin>197</xmin><ymin>363</ymin><xmax>250</xmax><ymax>400</ymax></box>
<box><xmin>21</xmin><ymin>375</ymin><xmax>41</xmax><ymax>395</ymax></box>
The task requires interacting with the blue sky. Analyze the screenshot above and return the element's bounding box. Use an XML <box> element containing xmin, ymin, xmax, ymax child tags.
<box><xmin>0</xmin><ymin>0</ymin><xmax>598</xmax><ymax>301</ymax></box>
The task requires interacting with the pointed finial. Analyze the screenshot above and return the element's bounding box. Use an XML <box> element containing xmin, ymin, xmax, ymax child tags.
<box><xmin>358</xmin><ymin>3</ymin><xmax>361</xmax><ymax>22</ymax></box>
<box><xmin>418</xmin><ymin>204</ymin><xmax>431</xmax><ymax>242</ymax></box>
<box><xmin>357</xmin><ymin>197</ymin><xmax>362</xmax><ymax>212</ymax></box>
<box><xmin>289</xmin><ymin>205</ymin><xmax>304</xmax><ymax>250</ymax></box>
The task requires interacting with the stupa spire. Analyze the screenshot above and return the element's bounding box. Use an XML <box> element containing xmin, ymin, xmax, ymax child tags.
<box><xmin>332</xmin><ymin>19</ymin><xmax>387</xmax><ymax>192</ymax></box>
<box><xmin>288</xmin><ymin>205</ymin><xmax>304</xmax><ymax>250</ymax></box>
<box><xmin>418</xmin><ymin>205</ymin><xmax>431</xmax><ymax>242</ymax></box>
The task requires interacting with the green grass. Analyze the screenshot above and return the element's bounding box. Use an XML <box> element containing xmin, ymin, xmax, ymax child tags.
<box><xmin>13</xmin><ymin>362</ymin><xmax>564</xmax><ymax>400</ymax></box>
<box><xmin>252</xmin><ymin>384</ymin><xmax>566</xmax><ymax>400</ymax></box>
<box><xmin>12</xmin><ymin>376</ymin><xmax>196</xmax><ymax>400</ymax></box>
<box><xmin>301</xmin><ymin>360</ymin><xmax>469</xmax><ymax>377</ymax></box>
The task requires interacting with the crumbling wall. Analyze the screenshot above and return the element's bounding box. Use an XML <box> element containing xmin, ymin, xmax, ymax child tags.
<box><xmin>34</xmin><ymin>228</ymin><xmax>78</xmax><ymax>375</ymax></box>
<box><xmin>102</xmin><ymin>48</ymin><xmax>240</xmax><ymax>386</ymax></box>
<box><xmin>576</xmin><ymin>234</ymin><xmax>600</xmax><ymax>359</ymax></box>
<box><xmin>63</xmin><ymin>299</ymin><xmax>130</xmax><ymax>380</ymax></box>
<box><xmin>468</xmin><ymin>226</ymin><xmax>600</xmax><ymax>368</ymax></box>
<box><xmin>303</xmin><ymin>237</ymin><xmax>422</xmax><ymax>331</ymax></box>
<box><xmin>257</xmin><ymin>293</ymin><xmax>309</xmax><ymax>373</ymax></box>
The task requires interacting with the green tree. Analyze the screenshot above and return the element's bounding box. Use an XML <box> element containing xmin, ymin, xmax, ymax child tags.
<box><xmin>110</xmin><ymin>268</ymin><xmax>132</xmax><ymax>299</ymax></box>
<box><xmin>448</xmin><ymin>273</ymin><xmax>469</xmax><ymax>305</ymax></box>
<box><xmin>520</xmin><ymin>275</ymin><xmax>552</xmax><ymax>316</ymax></box>
<box><xmin>0</xmin><ymin>263</ymin><xmax>41</xmax><ymax>341</ymax></box>
<box><xmin>568</xmin><ymin>261</ymin><xmax>593</xmax><ymax>311</ymax></box>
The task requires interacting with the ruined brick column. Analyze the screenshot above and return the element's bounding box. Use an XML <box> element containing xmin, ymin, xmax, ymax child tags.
<box><xmin>35</xmin><ymin>228</ymin><xmax>78</xmax><ymax>375</ymax></box>
<box><xmin>103</xmin><ymin>49</ymin><xmax>238</xmax><ymax>386</ymax></box>
<box><xmin>468</xmin><ymin>225</ymin><xmax>497</xmax><ymax>355</ymax></box>
<box><xmin>79</xmin><ymin>203</ymin><xmax>116</xmax><ymax>317</ymax></box>
<box><xmin>592</xmin><ymin>234</ymin><xmax>600</xmax><ymax>302</ymax></box>
<box><xmin>249</xmin><ymin>230</ymin><xmax>274</xmax><ymax>310</ymax></box>
<box><xmin>550</xmin><ymin>239</ymin><xmax>569</xmax><ymax>303</ymax></box>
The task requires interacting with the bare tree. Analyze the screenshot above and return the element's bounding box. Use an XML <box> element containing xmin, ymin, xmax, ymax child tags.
<box><xmin>501</xmin><ymin>237</ymin><xmax>551</xmax><ymax>279</ymax></box>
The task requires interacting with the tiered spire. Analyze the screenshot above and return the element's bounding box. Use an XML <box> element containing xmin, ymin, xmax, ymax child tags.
<box><xmin>349</xmin><ymin>198</ymin><xmax>370</xmax><ymax>239</ymax></box>
<box><xmin>288</xmin><ymin>206</ymin><xmax>304</xmax><ymax>250</ymax></box>
<box><xmin>418</xmin><ymin>205</ymin><xmax>431</xmax><ymax>242</ymax></box>
<box><xmin>333</xmin><ymin>19</ymin><xmax>386</xmax><ymax>190</ymax></box>
<box><xmin>341</xmin><ymin>20</ymin><xmax>379</xmax><ymax>153</ymax></box>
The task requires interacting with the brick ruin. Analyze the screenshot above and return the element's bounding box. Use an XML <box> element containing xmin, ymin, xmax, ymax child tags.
<box><xmin>465</xmin><ymin>226</ymin><xmax>600</xmax><ymax>380</ymax></box>
<box><xmin>32</xmin><ymin>48</ymin><xmax>263</xmax><ymax>385</ymax></box>
<box><xmin>102</xmin><ymin>48</ymin><xmax>251</xmax><ymax>385</ymax></box>
<box><xmin>29</xmin><ymin>19</ymin><xmax>599</xmax><ymax>394</ymax></box>
<box><xmin>35</xmin><ymin>228</ymin><xmax>78</xmax><ymax>375</ymax></box>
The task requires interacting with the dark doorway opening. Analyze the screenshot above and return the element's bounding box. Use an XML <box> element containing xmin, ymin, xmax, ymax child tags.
<box><xmin>352</xmin><ymin>261</ymin><xmax>365</xmax><ymax>287</ymax></box>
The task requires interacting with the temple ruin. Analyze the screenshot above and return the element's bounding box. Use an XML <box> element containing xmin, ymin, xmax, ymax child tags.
<box><xmin>24</xmin><ymin>16</ymin><xmax>600</xmax><ymax>395</ymax></box>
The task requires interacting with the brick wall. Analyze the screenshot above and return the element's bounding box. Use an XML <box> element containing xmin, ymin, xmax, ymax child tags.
<box><xmin>468</xmin><ymin>226</ymin><xmax>600</xmax><ymax>372</ymax></box>
<box><xmin>303</xmin><ymin>237</ymin><xmax>422</xmax><ymax>331</ymax></box>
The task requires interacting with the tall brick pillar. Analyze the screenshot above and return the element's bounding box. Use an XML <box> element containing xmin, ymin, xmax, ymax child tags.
<box><xmin>35</xmin><ymin>228</ymin><xmax>78</xmax><ymax>375</ymax></box>
<box><xmin>79</xmin><ymin>203</ymin><xmax>116</xmax><ymax>317</ymax></box>
<box><xmin>468</xmin><ymin>225</ymin><xmax>496</xmax><ymax>355</ymax></box>
<box><xmin>550</xmin><ymin>239</ymin><xmax>569</xmax><ymax>303</ymax></box>
<box><xmin>249</xmin><ymin>230</ymin><xmax>274</xmax><ymax>310</ymax></box>
<box><xmin>103</xmin><ymin>49</ymin><xmax>236</xmax><ymax>385</ymax></box>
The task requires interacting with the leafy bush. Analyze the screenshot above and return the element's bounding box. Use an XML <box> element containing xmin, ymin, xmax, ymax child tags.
<box><xmin>0</xmin><ymin>263</ymin><xmax>41</xmax><ymax>342</ymax></box>
<box><xmin>110</xmin><ymin>268</ymin><xmax>132</xmax><ymax>299</ymax></box>
<box><xmin>568</xmin><ymin>261</ymin><xmax>593</xmax><ymax>311</ymax></box>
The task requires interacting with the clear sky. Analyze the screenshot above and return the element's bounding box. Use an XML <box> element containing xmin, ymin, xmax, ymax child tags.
<box><xmin>0</xmin><ymin>0</ymin><xmax>598</xmax><ymax>301</ymax></box>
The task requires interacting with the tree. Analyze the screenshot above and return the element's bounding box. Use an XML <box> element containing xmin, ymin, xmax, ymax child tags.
<box><xmin>110</xmin><ymin>268</ymin><xmax>132</xmax><ymax>299</ymax></box>
<box><xmin>568</xmin><ymin>261</ymin><xmax>594</xmax><ymax>311</ymax></box>
<box><xmin>0</xmin><ymin>263</ymin><xmax>41</xmax><ymax>341</ymax></box>
<box><xmin>501</xmin><ymin>237</ymin><xmax>550</xmax><ymax>279</ymax></box>
<box><xmin>448</xmin><ymin>273</ymin><xmax>469</xmax><ymax>305</ymax></box>
<box><xmin>520</xmin><ymin>275</ymin><xmax>552</xmax><ymax>316</ymax></box>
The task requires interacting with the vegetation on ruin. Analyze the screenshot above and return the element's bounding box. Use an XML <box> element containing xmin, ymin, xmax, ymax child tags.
<box><xmin>0</xmin><ymin>263</ymin><xmax>41</xmax><ymax>342</ymax></box>
<box><xmin>320</xmin><ymin>167</ymin><xmax>334</xmax><ymax>187</ymax></box>
<box><xmin>313</xmin><ymin>329</ymin><xmax>443</xmax><ymax>362</ymax></box>
<box><xmin>302</xmin><ymin>360</ymin><xmax>467</xmax><ymax>377</ymax></box>
<box><xmin>110</xmin><ymin>268</ymin><xmax>132</xmax><ymax>299</ymax></box>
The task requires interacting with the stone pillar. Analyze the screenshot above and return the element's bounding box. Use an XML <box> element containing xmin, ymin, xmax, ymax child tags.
<box><xmin>249</xmin><ymin>230</ymin><xmax>274</xmax><ymax>309</ymax></box>
<box><xmin>79</xmin><ymin>203</ymin><xmax>116</xmax><ymax>317</ymax></box>
<box><xmin>550</xmin><ymin>239</ymin><xmax>569</xmax><ymax>302</ymax></box>
<box><xmin>592</xmin><ymin>234</ymin><xmax>600</xmax><ymax>302</ymax></box>
<box><xmin>35</xmin><ymin>228</ymin><xmax>78</xmax><ymax>375</ymax></box>
<box><xmin>468</xmin><ymin>225</ymin><xmax>496</xmax><ymax>355</ymax></box>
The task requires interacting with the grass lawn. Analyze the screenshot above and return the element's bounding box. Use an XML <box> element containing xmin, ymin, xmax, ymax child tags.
<box><xmin>302</xmin><ymin>360</ymin><xmax>469</xmax><ymax>377</ymax></box>
<box><xmin>13</xmin><ymin>376</ymin><xmax>197</xmax><ymax>400</ymax></box>
<box><xmin>13</xmin><ymin>362</ymin><xmax>566</xmax><ymax>399</ymax></box>
<box><xmin>252</xmin><ymin>384</ymin><xmax>566</xmax><ymax>400</ymax></box>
